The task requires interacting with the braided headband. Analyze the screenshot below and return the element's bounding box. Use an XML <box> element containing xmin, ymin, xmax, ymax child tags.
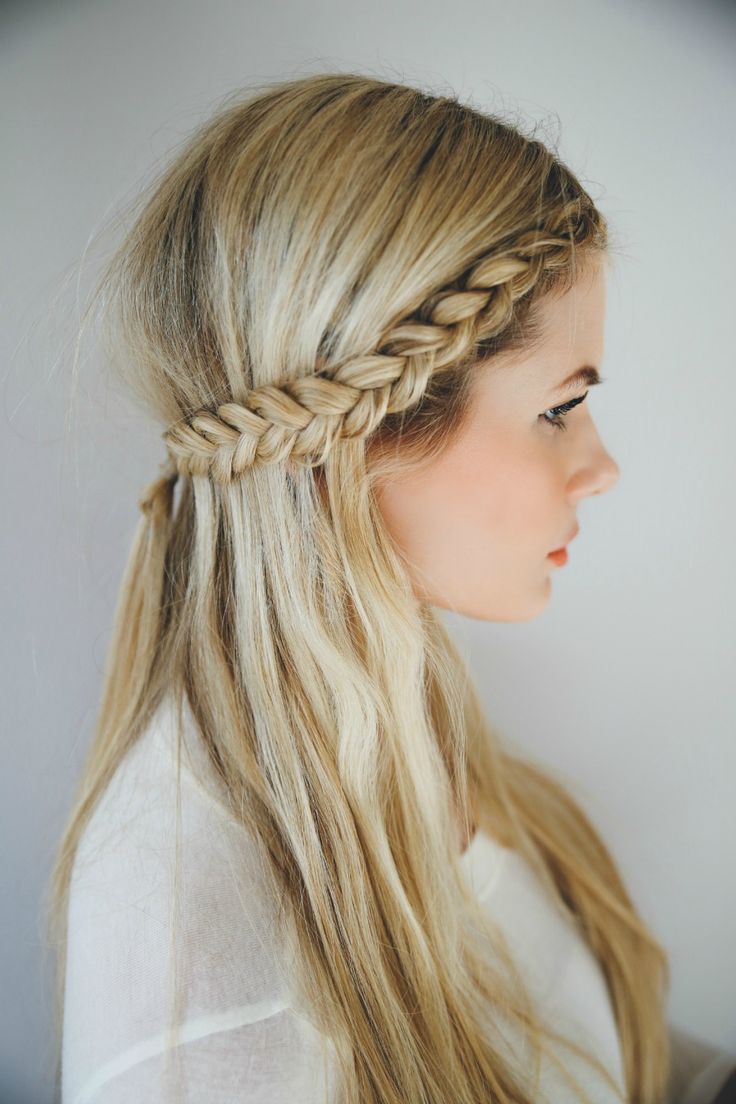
<box><xmin>137</xmin><ymin>221</ymin><xmax>583</xmax><ymax>517</ymax></box>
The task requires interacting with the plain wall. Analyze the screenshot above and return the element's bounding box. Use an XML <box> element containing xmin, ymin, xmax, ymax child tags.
<box><xmin>2</xmin><ymin>0</ymin><xmax>734</xmax><ymax>1100</ymax></box>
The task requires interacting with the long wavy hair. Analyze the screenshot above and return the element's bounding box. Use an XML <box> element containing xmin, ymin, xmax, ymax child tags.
<box><xmin>46</xmin><ymin>72</ymin><xmax>670</xmax><ymax>1103</ymax></box>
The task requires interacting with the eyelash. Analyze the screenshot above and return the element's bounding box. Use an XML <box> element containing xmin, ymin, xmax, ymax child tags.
<box><xmin>540</xmin><ymin>391</ymin><xmax>589</xmax><ymax>433</ymax></box>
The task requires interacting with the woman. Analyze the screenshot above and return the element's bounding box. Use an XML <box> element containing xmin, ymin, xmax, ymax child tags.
<box><xmin>47</xmin><ymin>72</ymin><xmax>736</xmax><ymax>1103</ymax></box>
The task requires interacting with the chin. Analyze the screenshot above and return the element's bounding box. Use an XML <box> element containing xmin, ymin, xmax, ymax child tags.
<box><xmin>431</xmin><ymin>583</ymin><xmax>551</xmax><ymax>623</ymax></box>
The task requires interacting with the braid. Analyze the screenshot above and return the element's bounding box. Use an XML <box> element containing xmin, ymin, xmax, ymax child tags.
<box><xmin>153</xmin><ymin>215</ymin><xmax>583</xmax><ymax>497</ymax></box>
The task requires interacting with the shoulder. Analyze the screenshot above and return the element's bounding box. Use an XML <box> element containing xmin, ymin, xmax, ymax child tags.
<box><xmin>62</xmin><ymin>697</ymin><xmax>304</xmax><ymax>1103</ymax></box>
<box><xmin>67</xmin><ymin>694</ymin><xmax>282</xmax><ymax>952</ymax></box>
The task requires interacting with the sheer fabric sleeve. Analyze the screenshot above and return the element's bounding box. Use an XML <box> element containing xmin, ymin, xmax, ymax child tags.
<box><xmin>665</xmin><ymin>1021</ymin><xmax>736</xmax><ymax>1104</ymax></box>
<box><xmin>60</xmin><ymin>722</ymin><xmax>338</xmax><ymax>1104</ymax></box>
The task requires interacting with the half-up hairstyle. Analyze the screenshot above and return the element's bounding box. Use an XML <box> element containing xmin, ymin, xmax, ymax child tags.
<box><xmin>47</xmin><ymin>72</ymin><xmax>670</xmax><ymax>1104</ymax></box>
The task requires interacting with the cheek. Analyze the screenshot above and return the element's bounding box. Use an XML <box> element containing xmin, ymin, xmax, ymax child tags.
<box><xmin>372</xmin><ymin>436</ymin><xmax>563</xmax><ymax>620</ymax></box>
<box><xmin>454</xmin><ymin>439</ymin><xmax>557</xmax><ymax>547</ymax></box>
<box><xmin>487</xmin><ymin>460</ymin><xmax>558</xmax><ymax>539</ymax></box>
<box><xmin>376</xmin><ymin>438</ymin><xmax>555</xmax><ymax>572</ymax></box>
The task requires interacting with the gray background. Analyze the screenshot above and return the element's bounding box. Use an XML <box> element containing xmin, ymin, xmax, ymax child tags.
<box><xmin>2</xmin><ymin>1</ymin><xmax>734</xmax><ymax>1100</ymax></box>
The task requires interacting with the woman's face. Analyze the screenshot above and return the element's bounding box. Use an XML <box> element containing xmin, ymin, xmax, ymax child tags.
<box><xmin>373</xmin><ymin>260</ymin><xmax>620</xmax><ymax>622</ymax></box>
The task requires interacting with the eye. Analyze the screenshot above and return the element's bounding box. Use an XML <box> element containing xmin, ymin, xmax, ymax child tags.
<box><xmin>539</xmin><ymin>391</ymin><xmax>589</xmax><ymax>433</ymax></box>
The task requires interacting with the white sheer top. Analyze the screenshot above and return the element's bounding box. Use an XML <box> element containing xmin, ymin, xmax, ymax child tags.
<box><xmin>61</xmin><ymin>693</ymin><xmax>735</xmax><ymax>1104</ymax></box>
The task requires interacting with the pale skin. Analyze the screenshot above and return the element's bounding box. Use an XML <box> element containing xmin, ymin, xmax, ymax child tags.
<box><xmin>372</xmin><ymin>258</ymin><xmax>620</xmax><ymax>626</ymax></box>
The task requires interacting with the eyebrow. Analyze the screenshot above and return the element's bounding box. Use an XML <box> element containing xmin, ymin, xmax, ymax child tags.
<box><xmin>551</xmin><ymin>365</ymin><xmax>603</xmax><ymax>397</ymax></box>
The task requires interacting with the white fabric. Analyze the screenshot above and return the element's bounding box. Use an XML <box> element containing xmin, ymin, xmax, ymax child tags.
<box><xmin>61</xmin><ymin>694</ymin><xmax>735</xmax><ymax>1103</ymax></box>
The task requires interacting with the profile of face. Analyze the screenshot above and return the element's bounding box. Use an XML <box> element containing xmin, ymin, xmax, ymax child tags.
<box><xmin>372</xmin><ymin>259</ymin><xmax>620</xmax><ymax>622</ymax></box>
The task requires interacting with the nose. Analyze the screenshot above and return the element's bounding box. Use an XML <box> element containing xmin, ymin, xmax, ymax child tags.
<box><xmin>570</xmin><ymin>440</ymin><xmax>620</xmax><ymax>500</ymax></box>
<box><xmin>591</xmin><ymin>450</ymin><xmax>620</xmax><ymax>496</ymax></box>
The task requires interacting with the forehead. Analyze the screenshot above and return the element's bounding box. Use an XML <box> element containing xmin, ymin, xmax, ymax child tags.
<box><xmin>484</xmin><ymin>264</ymin><xmax>606</xmax><ymax>396</ymax></box>
<box><xmin>539</xmin><ymin>263</ymin><xmax>606</xmax><ymax>348</ymax></box>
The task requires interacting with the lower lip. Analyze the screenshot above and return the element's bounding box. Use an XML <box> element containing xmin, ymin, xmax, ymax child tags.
<box><xmin>547</xmin><ymin>548</ymin><xmax>568</xmax><ymax>566</ymax></box>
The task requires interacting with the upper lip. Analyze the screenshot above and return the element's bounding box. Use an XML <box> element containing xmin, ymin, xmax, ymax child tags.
<box><xmin>550</xmin><ymin>526</ymin><xmax>579</xmax><ymax>552</ymax></box>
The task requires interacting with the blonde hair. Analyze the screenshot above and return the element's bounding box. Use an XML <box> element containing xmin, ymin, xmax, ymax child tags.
<box><xmin>46</xmin><ymin>72</ymin><xmax>670</xmax><ymax>1103</ymax></box>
